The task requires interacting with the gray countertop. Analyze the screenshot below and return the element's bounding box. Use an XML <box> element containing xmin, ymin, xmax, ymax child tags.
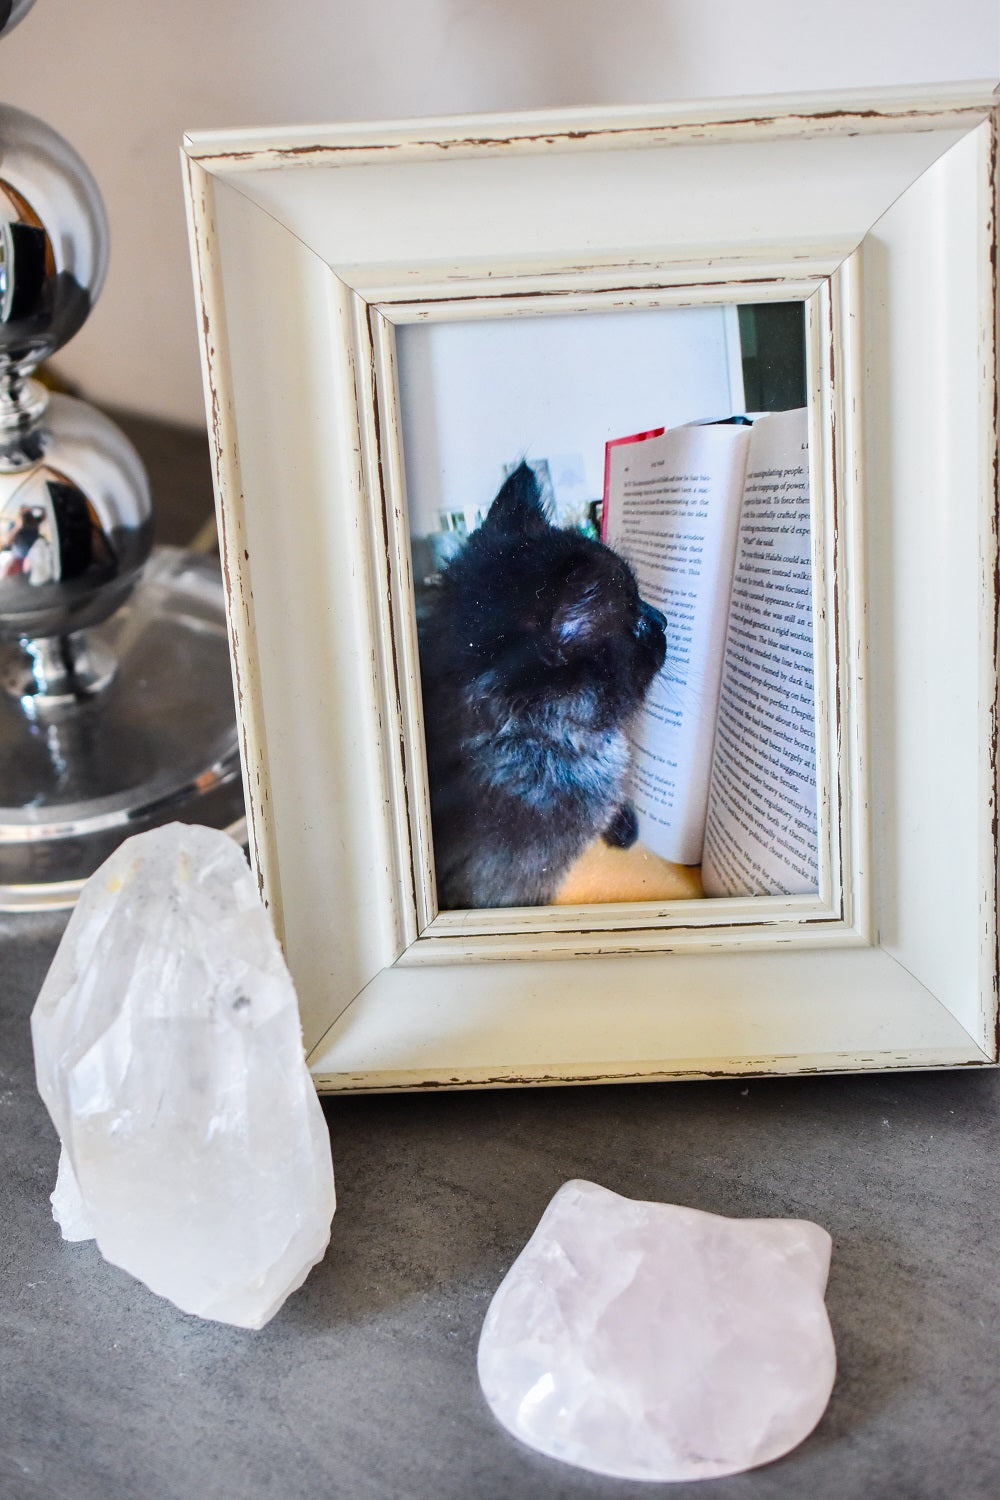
<box><xmin>5</xmin><ymin>908</ymin><xmax>1000</xmax><ymax>1500</ymax></box>
<box><xmin>3</xmin><ymin>416</ymin><xmax>999</xmax><ymax>1499</ymax></box>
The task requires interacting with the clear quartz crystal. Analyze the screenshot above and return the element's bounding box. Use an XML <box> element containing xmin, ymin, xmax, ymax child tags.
<box><xmin>51</xmin><ymin>1145</ymin><xmax>94</xmax><ymax>1241</ymax></box>
<box><xmin>477</xmin><ymin>1180</ymin><xmax>835</xmax><ymax>1482</ymax></box>
<box><xmin>31</xmin><ymin>822</ymin><xmax>336</xmax><ymax>1329</ymax></box>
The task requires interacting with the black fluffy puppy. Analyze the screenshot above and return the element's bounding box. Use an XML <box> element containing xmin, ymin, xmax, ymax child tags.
<box><xmin>418</xmin><ymin>463</ymin><xmax>667</xmax><ymax>909</ymax></box>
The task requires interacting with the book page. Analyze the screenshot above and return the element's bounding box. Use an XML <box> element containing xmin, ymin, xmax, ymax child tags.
<box><xmin>604</xmin><ymin>423</ymin><xmax>751</xmax><ymax>864</ymax></box>
<box><xmin>700</xmin><ymin>408</ymin><xmax>818</xmax><ymax>896</ymax></box>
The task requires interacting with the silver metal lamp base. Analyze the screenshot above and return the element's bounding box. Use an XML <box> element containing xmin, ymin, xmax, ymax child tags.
<box><xmin>0</xmin><ymin>546</ymin><xmax>246</xmax><ymax>911</ymax></box>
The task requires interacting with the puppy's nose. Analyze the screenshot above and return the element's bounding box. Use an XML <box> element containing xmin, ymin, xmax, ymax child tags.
<box><xmin>640</xmin><ymin>599</ymin><xmax>667</xmax><ymax>633</ymax></box>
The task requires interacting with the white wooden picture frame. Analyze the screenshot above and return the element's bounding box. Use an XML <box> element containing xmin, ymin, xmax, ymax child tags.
<box><xmin>183</xmin><ymin>84</ymin><xmax>999</xmax><ymax>1091</ymax></box>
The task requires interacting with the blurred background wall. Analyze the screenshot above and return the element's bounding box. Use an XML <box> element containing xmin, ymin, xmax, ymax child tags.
<box><xmin>1</xmin><ymin>0</ymin><xmax>997</xmax><ymax>428</ymax></box>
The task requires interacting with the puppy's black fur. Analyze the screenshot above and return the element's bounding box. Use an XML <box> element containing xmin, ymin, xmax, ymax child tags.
<box><xmin>418</xmin><ymin>463</ymin><xmax>666</xmax><ymax>908</ymax></box>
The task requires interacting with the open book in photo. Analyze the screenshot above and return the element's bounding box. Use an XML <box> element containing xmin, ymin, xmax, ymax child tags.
<box><xmin>602</xmin><ymin>407</ymin><xmax>818</xmax><ymax>898</ymax></box>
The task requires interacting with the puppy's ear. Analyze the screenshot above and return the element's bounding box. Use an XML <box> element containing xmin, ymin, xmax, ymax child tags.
<box><xmin>549</xmin><ymin>560</ymin><xmax>624</xmax><ymax>657</ymax></box>
<box><xmin>480</xmin><ymin>462</ymin><xmax>550</xmax><ymax>541</ymax></box>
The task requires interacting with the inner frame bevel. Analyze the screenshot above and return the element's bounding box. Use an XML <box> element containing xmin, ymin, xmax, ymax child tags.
<box><xmin>365</xmin><ymin>271</ymin><xmax>857</xmax><ymax>958</ymax></box>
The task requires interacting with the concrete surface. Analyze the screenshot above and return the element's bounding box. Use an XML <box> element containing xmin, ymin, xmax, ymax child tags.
<box><xmin>3</xmin><ymin>417</ymin><xmax>999</xmax><ymax>1498</ymax></box>
<box><xmin>4</xmin><ymin>912</ymin><xmax>1000</xmax><ymax>1499</ymax></box>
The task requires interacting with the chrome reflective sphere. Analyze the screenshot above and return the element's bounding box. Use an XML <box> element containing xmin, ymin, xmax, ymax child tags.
<box><xmin>0</xmin><ymin>103</ymin><xmax>109</xmax><ymax>376</ymax></box>
<box><xmin>0</xmin><ymin>0</ymin><xmax>37</xmax><ymax>40</ymax></box>
<box><xmin>0</xmin><ymin>391</ymin><xmax>152</xmax><ymax>641</ymax></box>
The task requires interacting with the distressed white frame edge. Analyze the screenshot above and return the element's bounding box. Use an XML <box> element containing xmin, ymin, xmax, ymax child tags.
<box><xmin>183</xmin><ymin>82</ymin><xmax>998</xmax><ymax>165</ymax></box>
<box><xmin>182</xmin><ymin>87</ymin><xmax>999</xmax><ymax>1090</ymax></box>
<box><xmin>182</xmin><ymin>152</ymin><xmax>283</xmax><ymax>938</ymax></box>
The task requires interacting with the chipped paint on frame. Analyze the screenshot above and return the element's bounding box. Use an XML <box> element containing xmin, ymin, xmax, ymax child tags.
<box><xmin>182</xmin><ymin>88</ymin><xmax>1000</xmax><ymax>1089</ymax></box>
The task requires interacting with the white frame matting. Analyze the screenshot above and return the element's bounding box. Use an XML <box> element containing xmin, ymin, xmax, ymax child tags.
<box><xmin>183</xmin><ymin>85</ymin><xmax>1000</xmax><ymax>1091</ymax></box>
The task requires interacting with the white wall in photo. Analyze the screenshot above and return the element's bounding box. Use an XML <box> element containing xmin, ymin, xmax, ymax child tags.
<box><xmin>396</xmin><ymin>305</ymin><xmax>743</xmax><ymax>535</ymax></box>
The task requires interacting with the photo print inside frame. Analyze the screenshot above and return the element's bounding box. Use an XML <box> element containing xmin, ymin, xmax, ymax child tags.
<box><xmin>397</xmin><ymin>302</ymin><xmax>816</xmax><ymax>913</ymax></box>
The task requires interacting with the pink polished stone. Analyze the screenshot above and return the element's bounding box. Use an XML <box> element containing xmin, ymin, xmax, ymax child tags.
<box><xmin>478</xmin><ymin>1180</ymin><xmax>835</xmax><ymax>1482</ymax></box>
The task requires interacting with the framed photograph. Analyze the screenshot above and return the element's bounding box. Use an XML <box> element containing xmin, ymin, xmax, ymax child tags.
<box><xmin>183</xmin><ymin>84</ymin><xmax>999</xmax><ymax>1090</ymax></box>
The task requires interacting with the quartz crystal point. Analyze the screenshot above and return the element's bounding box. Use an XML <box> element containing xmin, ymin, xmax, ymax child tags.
<box><xmin>31</xmin><ymin>822</ymin><xmax>336</xmax><ymax>1329</ymax></box>
<box><xmin>478</xmin><ymin>1180</ymin><xmax>835</xmax><ymax>1482</ymax></box>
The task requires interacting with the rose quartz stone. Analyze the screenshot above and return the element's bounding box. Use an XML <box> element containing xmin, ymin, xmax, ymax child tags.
<box><xmin>478</xmin><ymin>1179</ymin><xmax>835</xmax><ymax>1481</ymax></box>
